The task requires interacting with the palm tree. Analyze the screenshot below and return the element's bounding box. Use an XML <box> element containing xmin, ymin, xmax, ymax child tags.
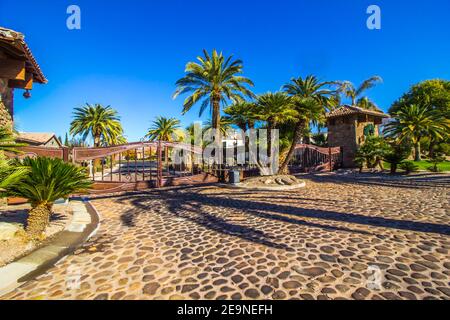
<box><xmin>384</xmin><ymin>104</ymin><xmax>448</xmax><ymax>161</ymax></box>
<box><xmin>279</xmin><ymin>75</ymin><xmax>338</xmax><ymax>174</ymax></box>
<box><xmin>8</xmin><ymin>157</ymin><xmax>92</xmax><ymax>240</ymax></box>
<box><xmin>340</xmin><ymin>76</ymin><xmax>383</xmax><ymax>107</ymax></box>
<box><xmin>203</xmin><ymin>117</ymin><xmax>234</xmax><ymax>137</ymax></box>
<box><xmin>223</xmin><ymin>101</ymin><xmax>257</xmax><ymax>132</ymax></box>
<box><xmin>255</xmin><ymin>92</ymin><xmax>296</xmax><ymax>157</ymax></box>
<box><xmin>173</xmin><ymin>49</ymin><xmax>255</xmax><ymax>131</ymax></box>
<box><xmin>0</xmin><ymin>152</ymin><xmax>27</xmax><ymax>194</ymax></box>
<box><xmin>145</xmin><ymin>116</ymin><xmax>181</xmax><ymax>142</ymax></box>
<box><xmin>70</xmin><ymin>104</ymin><xmax>123</xmax><ymax>148</ymax></box>
<box><xmin>0</xmin><ymin>126</ymin><xmax>26</xmax><ymax>153</ymax></box>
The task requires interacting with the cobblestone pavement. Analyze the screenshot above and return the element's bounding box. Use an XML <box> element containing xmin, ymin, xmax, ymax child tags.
<box><xmin>2</xmin><ymin>173</ymin><xmax>449</xmax><ymax>300</ymax></box>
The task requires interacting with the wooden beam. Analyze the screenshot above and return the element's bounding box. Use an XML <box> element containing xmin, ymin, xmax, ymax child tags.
<box><xmin>8</xmin><ymin>72</ymin><xmax>33</xmax><ymax>89</ymax></box>
<box><xmin>0</xmin><ymin>58</ymin><xmax>26</xmax><ymax>80</ymax></box>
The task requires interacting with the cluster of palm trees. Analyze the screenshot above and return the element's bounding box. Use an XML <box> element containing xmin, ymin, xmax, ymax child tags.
<box><xmin>384</xmin><ymin>104</ymin><xmax>449</xmax><ymax>161</ymax></box>
<box><xmin>172</xmin><ymin>49</ymin><xmax>384</xmax><ymax>174</ymax></box>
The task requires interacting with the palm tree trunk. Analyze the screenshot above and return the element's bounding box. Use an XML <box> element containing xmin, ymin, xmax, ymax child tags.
<box><xmin>414</xmin><ymin>142</ymin><xmax>421</xmax><ymax>161</ymax></box>
<box><xmin>278</xmin><ymin>121</ymin><xmax>304</xmax><ymax>174</ymax></box>
<box><xmin>390</xmin><ymin>163</ymin><xmax>397</xmax><ymax>174</ymax></box>
<box><xmin>26</xmin><ymin>203</ymin><xmax>52</xmax><ymax>240</ymax></box>
<box><xmin>212</xmin><ymin>97</ymin><xmax>221</xmax><ymax>131</ymax></box>
<box><xmin>93</xmin><ymin>135</ymin><xmax>101</xmax><ymax>171</ymax></box>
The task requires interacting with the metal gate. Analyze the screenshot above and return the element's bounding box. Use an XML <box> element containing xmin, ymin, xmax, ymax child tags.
<box><xmin>290</xmin><ymin>144</ymin><xmax>342</xmax><ymax>172</ymax></box>
<box><xmin>72</xmin><ymin>141</ymin><xmax>216</xmax><ymax>193</ymax></box>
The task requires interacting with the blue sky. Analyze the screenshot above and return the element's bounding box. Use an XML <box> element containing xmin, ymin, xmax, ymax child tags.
<box><xmin>1</xmin><ymin>0</ymin><xmax>449</xmax><ymax>142</ymax></box>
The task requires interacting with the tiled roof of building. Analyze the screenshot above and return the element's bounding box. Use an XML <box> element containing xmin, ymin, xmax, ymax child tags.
<box><xmin>326</xmin><ymin>105</ymin><xmax>389</xmax><ymax>119</ymax></box>
<box><xmin>0</xmin><ymin>27</ymin><xmax>47</xmax><ymax>84</ymax></box>
<box><xmin>17</xmin><ymin>132</ymin><xmax>59</xmax><ymax>145</ymax></box>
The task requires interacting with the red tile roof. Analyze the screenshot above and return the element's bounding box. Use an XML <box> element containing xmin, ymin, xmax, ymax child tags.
<box><xmin>326</xmin><ymin>105</ymin><xmax>389</xmax><ymax>119</ymax></box>
<box><xmin>0</xmin><ymin>27</ymin><xmax>47</xmax><ymax>84</ymax></box>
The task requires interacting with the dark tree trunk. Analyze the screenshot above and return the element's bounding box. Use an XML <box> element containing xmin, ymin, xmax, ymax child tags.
<box><xmin>390</xmin><ymin>163</ymin><xmax>397</xmax><ymax>174</ymax></box>
<box><xmin>278</xmin><ymin>121</ymin><xmax>304</xmax><ymax>174</ymax></box>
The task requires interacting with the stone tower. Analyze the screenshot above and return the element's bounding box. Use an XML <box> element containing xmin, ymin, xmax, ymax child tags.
<box><xmin>326</xmin><ymin>105</ymin><xmax>389</xmax><ymax>168</ymax></box>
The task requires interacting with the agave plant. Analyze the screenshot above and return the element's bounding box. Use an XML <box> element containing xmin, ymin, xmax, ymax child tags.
<box><xmin>8</xmin><ymin>157</ymin><xmax>92</xmax><ymax>240</ymax></box>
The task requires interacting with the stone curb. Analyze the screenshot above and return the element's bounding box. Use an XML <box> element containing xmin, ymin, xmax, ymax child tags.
<box><xmin>0</xmin><ymin>198</ymin><xmax>100</xmax><ymax>297</ymax></box>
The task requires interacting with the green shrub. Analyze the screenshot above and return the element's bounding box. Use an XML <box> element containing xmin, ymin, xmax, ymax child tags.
<box><xmin>8</xmin><ymin>157</ymin><xmax>92</xmax><ymax>240</ymax></box>
<box><xmin>399</xmin><ymin>161</ymin><xmax>419</xmax><ymax>174</ymax></box>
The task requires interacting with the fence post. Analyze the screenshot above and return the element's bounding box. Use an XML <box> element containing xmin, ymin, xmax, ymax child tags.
<box><xmin>329</xmin><ymin>147</ymin><xmax>333</xmax><ymax>172</ymax></box>
<box><xmin>157</xmin><ymin>140</ymin><xmax>163</xmax><ymax>188</ymax></box>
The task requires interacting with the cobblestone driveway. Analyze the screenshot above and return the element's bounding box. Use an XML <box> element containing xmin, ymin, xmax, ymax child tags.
<box><xmin>2</xmin><ymin>173</ymin><xmax>449</xmax><ymax>300</ymax></box>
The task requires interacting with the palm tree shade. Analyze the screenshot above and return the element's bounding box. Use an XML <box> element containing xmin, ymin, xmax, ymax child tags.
<box><xmin>173</xmin><ymin>49</ymin><xmax>255</xmax><ymax>132</ymax></box>
<box><xmin>8</xmin><ymin>157</ymin><xmax>92</xmax><ymax>240</ymax></box>
<box><xmin>384</xmin><ymin>104</ymin><xmax>448</xmax><ymax>161</ymax></box>
<box><xmin>70</xmin><ymin>104</ymin><xmax>123</xmax><ymax>147</ymax></box>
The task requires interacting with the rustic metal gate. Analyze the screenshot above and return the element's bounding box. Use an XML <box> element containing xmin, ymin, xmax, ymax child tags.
<box><xmin>290</xmin><ymin>144</ymin><xmax>342</xmax><ymax>172</ymax></box>
<box><xmin>71</xmin><ymin>141</ymin><xmax>216</xmax><ymax>193</ymax></box>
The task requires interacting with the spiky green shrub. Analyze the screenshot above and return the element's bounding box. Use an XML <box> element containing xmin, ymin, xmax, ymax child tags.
<box><xmin>8</xmin><ymin>157</ymin><xmax>92</xmax><ymax>240</ymax></box>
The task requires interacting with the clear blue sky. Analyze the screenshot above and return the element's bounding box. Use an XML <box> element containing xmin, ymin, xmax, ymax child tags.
<box><xmin>1</xmin><ymin>0</ymin><xmax>449</xmax><ymax>142</ymax></box>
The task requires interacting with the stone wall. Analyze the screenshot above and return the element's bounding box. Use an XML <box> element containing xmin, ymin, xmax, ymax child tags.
<box><xmin>328</xmin><ymin>115</ymin><xmax>357</xmax><ymax>168</ymax></box>
<box><xmin>0</xmin><ymin>78</ymin><xmax>14</xmax><ymax>130</ymax></box>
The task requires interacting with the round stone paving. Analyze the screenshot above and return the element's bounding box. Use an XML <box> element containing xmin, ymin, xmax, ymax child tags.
<box><xmin>1</xmin><ymin>173</ymin><xmax>449</xmax><ymax>300</ymax></box>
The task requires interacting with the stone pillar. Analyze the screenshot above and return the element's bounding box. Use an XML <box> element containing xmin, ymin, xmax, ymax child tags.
<box><xmin>0</xmin><ymin>78</ymin><xmax>14</xmax><ymax>130</ymax></box>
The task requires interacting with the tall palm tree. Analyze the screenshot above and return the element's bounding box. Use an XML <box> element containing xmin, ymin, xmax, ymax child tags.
<box><xmin>70</xmin><ymin>104</ymin><xmax>123</xmax><ymax>148</ymax></box>
<box><xmin>384</xmin><ymin>104</ymin><xmax>448</xmax><ymax>161</ymax></box>
<box><xmin>8</xmin><ymin>157</ymin><xmax>91</xmax><ymax>240</ymax></box>
<box><xmin>279</xmin><ymin>75</ymin><xmax>338</xmax><ymax>174</ymax></box>
<box><xmin>145</xmin><ymin>116</ymin><xmax>181</xmax><ymax>142</ymax></box>
<box><xmin>340</xmin><ymin>76</ymin><xmax>383</xmax><ymax>107</ymax></box>
<box><xmin>173</xmin><ymin>49</ymin><xmax>255</xmax><ymax>131</ymax></box>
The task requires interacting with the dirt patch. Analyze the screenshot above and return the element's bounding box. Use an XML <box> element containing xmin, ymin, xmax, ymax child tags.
<box><xmin>0</xmin><ymin>203</ymin><xmax>72</xmax><ymax>267</ymax></box>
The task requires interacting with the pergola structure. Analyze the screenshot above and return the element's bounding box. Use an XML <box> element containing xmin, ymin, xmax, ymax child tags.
<box><xmin>326</xmin><ymin>105</ymin><xmax>389</xmax><ymax>168</ymax></box>
<box><xmin>0</xmin><ymin>27</ymin><xmax>47</xmax><ymax>129</ymax></box>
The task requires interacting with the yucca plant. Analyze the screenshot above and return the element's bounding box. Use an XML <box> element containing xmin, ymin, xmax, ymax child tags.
<box><xmin>8</xmin><ymin>157</ymin><xmax>92</xmax><ymax>240</ymax></box>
